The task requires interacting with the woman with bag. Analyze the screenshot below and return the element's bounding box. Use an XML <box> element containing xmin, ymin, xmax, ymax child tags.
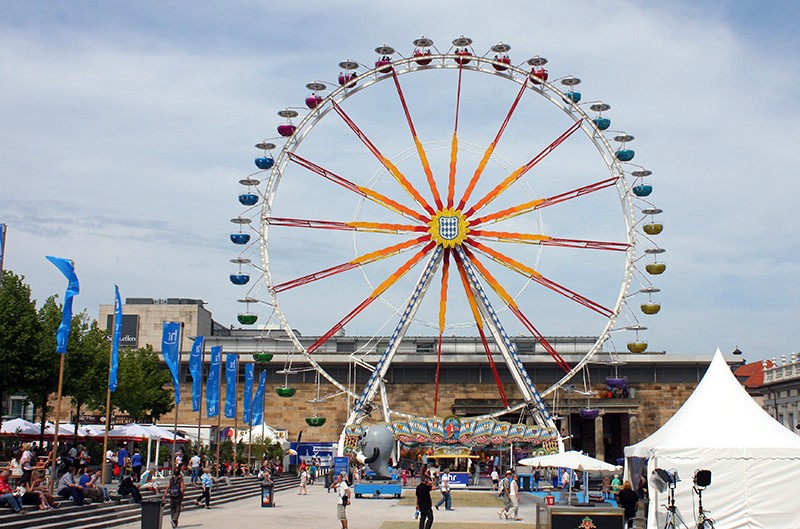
<box><xmin>162</xmin><ymin>470</ymin><xmax>185</xmax><ymax>528</ymax></box>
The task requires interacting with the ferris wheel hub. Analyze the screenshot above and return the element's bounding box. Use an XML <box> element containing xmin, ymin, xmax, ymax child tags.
<box><xmin>428</xmin><ymin>208</ymin><xmax>470</xmax><ymax>248</ymax></box>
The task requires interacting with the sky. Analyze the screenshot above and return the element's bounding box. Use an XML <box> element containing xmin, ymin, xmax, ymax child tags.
<box><xmin>1</xmin><ymin>1</ymin><xmax>799</xmax><ymax>366</ymax></box>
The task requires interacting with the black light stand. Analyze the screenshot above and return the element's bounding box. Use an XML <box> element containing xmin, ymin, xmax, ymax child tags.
<box><xmin>693</xmin><ymin>469</ymin><xmax>714</xmax><ymax>529</ymax></box>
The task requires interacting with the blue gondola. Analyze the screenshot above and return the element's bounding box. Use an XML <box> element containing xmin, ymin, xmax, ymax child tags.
<box><xmin>633</xmin><ymin>184</ymin><xmax>653</xmax><ymax>197</ymax></box>
<box><xmin>229</xmin><ymin>273</ymin><xmax>250</xmax><ymax>285</ymax></box>
<box><xmin>255</xmin><ymin>156</ymin><xmax>274</xmax><ymax>170</ymax></box>
<box><xmin>593</xmin><ymin>117</ymin><xmax>611</xmax><ymax>130</ymax></box>
<box><xmin>239</xmin><ymin>193</ymin><xmax>259</xmax><ymax>206</ymax></box>
<box><xmin>230</xmin><ymin>233</ymin><xmax>251</xmax><ymax>245</ymax></box>
<box><xmin>565</xmin><ymin>91</ymin><xmax>581</xmax><ymax>103</ymax></box>
<box><xmin>616</xmin><ymin>149</ymin><xmax>635</xmax><ymax>162</ymax></box>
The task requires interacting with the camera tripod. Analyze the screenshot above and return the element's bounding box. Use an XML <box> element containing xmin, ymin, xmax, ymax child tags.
<box><xmin>694</xmin><ymin>486</ymin><xmax>715</xmax><ymax>529</ymax></box>
<box><xmin>661</xmin><ymin>483</ymin><xmax>688</xmax><ymax>529</ymax></box>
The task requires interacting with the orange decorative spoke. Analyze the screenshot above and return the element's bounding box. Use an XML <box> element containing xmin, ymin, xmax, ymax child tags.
<box><xmin>391</xmin><ymin>71</ymin><xmax>443</xmax><ymax>210</ymax></box>
<box><xmin>288</xmin><ymin>152</ymin><xmax>429</xmax><ymax>223</ymax></box>
<box><xmin>470</xmin><ymin>230</ymin><xmax>629</xmax><ymax>252</ymax></box>
<box><xmin>464</xmin><ymin>119</ymin><xmax>584</xmax><ymax>217</ymax></box>
<box><xmin>265</xmin><ymin>217</ymin><xmax>428</xmax><ymax>235</ymax></box>
<box><xmin>331</xmin><ymin>100</ymin><xmax>435</xmax><ymax>215</ymax></box>
<box><xmin>306</xmin><ymin>241</ymin><xmax>436</xmax><ymax>354</ymax></box>
<box><xmin>457</xmin><ymin>78</ymin><xmax>528</xmax><ymax>211</ymax></box>
<box><xmin>273</xmin><ymin>235</ymin><xmax>430</xmax><ymax>293</ymax></box>
<box><xmin>465</xmin><ymin>239</ymin><xmax>614</xmax><ymax>317</ymax></box>
<box><xmin>433</xmin><ymin>249</ymin><xmax>451</xmax><ymax>416</ymax></box>
<box><xmin>472</xmin><ymin>177</ymin><xmax>619</xmax><ymax>227</ymax></box>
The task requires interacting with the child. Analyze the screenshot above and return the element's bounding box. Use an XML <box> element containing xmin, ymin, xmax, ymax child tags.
<box><xmin>195</xmin><ymin>467</ymin><xmax>213</xmax><ymax>509</ymax></box>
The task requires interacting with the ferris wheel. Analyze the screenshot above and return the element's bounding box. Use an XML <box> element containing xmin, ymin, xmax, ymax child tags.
<box><xmin>229</xmin><ymin>36</ymin><xmax>664</xmax><ymax>434</ymax></box>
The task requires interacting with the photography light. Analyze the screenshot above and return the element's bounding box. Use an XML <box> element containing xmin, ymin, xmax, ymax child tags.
<box><xmin>650</xmin><ymin>468</ymin><xmax>679</xmax><ymax>493</ymax></box>
<box><xmin>694</xmin><ymin>469</ymin><xmax>712</xmax><ymax>489</ymax></box>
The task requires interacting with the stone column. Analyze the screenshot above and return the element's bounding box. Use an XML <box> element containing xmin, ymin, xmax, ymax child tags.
<box><xmin>628</xmin><ymin>414</ymin><xmax>640</xmax><ymax>445</ymax></box>
<box><xmin>594</xmin><ymin>415</ymin><xmax>605</xmax><ymax>460</ymax></box>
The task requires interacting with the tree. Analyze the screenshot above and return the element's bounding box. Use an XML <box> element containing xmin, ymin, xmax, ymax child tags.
<box><xmin>0</xmin><ymin>270</ymin><xmax>39</xmax><ymax>425</ymax></box>
<box><xmin>26</xmin><ymin>295</ymin><xmax>61</xmax><ymax>443</ymax></box>
<box><xmin>111</xmin><ymin>345</ymin><xmax>174</xmax><ymax>421</ymax></box>
<box><xmin>62</xmin><ymin>312</ymin><xmax>108</xmax><ymax>443</ymax></box>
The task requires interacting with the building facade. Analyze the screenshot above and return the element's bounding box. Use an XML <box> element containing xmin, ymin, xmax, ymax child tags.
<box><xmin>98</xmin><ymin>298</ymin><xmax>742</xmax><ymax>463</ymax></box>
<box><xmin>760</xmin><ymin>353</ymin><xmax>800</xmax><ymax>433</ymax></box>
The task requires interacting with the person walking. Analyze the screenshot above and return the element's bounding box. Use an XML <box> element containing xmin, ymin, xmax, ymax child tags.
<box><xmin>195</xmin><ymin>467</ymin><xmax>213</xmax><ymax>509</ymax></box>
<box><xmin>189</xmin><ymin>453</ymin><xmax>201</xmax><ymax>486</ymax></box>
<box><xmin>328</xmin><ymin>472</ymin><xmax>350</xmax><ymax>529</ymax></box>
<box><xmin>163</xmin><ymin>470</ymin><xmax>186</xmax><ymax>528</ymax></box>
<box><xmin>491</xmin><ymin>467</ymin><xmax>499</xmax><ymax>490</ymax></box>
<box><xmin>508</xmin><ymin>472</ymin><xmax>521</xmax><ymax>521</ymax></box>
<box><xmin>497</xmin><ymin>470</ymin><xmax>513</xmax><ymax>519</ymax></box>
<box><xmin>298</xmin><ymin>467</ymin><xmax>308</xmax><ymax>495</ymax></box>
<box><xmin>616</xmin><ymin>480</ymin><xmax>640</xmax><ymax>528</ymax></box>
<box><xmin>415</xmin><ymin>474</ymin><xmax>434</xmax><ymax>529</ymax></box>
<box><xmin>434</xmin><ymin>467</ymin><xmax>453</xmax><ymax>511</ymax></box>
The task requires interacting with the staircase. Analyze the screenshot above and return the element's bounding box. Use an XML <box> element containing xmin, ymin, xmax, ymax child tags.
<box><xmin>2</xmin><ymin>474</ymin><xmax>299</xmax><ymax>529</ymax></box>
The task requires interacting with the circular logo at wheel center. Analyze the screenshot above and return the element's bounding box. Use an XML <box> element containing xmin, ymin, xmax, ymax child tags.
<box><xmin>428</xmin><ymin>208</ymin><xmax>470</xmax><ymax>248</ymax></box>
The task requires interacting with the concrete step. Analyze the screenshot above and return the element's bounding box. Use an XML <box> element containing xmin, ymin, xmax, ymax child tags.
<box><xmin>3</xmin><ymin>475</ymin><xmax>300</xmax><ymax>529</ymax></box>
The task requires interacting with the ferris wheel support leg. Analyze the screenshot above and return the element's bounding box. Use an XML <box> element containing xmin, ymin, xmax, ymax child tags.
<box><xmin>350</xmin><ymin>246</ymin><xmax>444</xmax><ymax>422</ymax></box>
<box><xmin>455</xmin><ymin>247</ymin><xmax>555</xmax><ymax>429</ymax></box>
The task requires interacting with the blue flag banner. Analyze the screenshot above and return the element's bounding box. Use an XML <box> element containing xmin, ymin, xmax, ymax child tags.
<box><xmin>242</xmin><ymin>363</ymin><xmax>254</xmax><ymax>425</ymax></box>
<box><xmin>250</xmin><ymin>370</ymin><xmax>267</xmax><ymax>427</ymax></box>
<box><xmin>161</xmin><ymin>322</ymin><xmax>182</xmax><ymax>404</ymax></box>
<box><xmin>207</xmin><ymin>346</ymin><xmax>222</xmax><ymax>418</ymax></box>
<box><xmin>109</xmin><ymin>285</ymin><xmax>122</xmax><ymax>392</ymax></box>
<box><xmin>189</xmin><ymin>336</ymin><xmax>205</xmax><ymax>412</ymax></box>
<box><xmin>224</xmin><ymin>353</ymin><xmax>239</xmax><ymax>419</ymax></box>
<box><xmin>45</xmin><ymin>256</ymin><xmax>80</xmax><ymax>354</ymax></box>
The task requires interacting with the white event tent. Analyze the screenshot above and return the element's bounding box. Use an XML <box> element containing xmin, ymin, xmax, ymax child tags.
<box><xmin>625</xmin><ymin>349</ymin><xmax>800</xmax><ymax>529</ymax></box>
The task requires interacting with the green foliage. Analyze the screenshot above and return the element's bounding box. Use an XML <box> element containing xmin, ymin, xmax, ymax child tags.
<box><xmin>111</xmin><ymin>345</ymin><xmax>174</xmax><ymax>421</ymax></box>
<box><xmin>249</xmin><ymin>435</ymin><xmax>284</xmax><ymax>462</ymax></box>
<box><xmin>27</xmin><ymin>296</ymin><xmax>62</xmax><ymax>409</ymax></box>
<box><xmin>63</xmin><ymin>312</ymin><xmax>109</xmax><ymax>411</ymax></box>
<box><xmin>0</xmin><ymin>271</ymin><xmax>40</xmax><ymax>419</ymax></box>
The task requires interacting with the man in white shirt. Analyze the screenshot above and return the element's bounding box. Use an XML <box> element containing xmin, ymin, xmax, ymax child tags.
<box><xmin>328</xmin><ymin>472</ymin><xmax>350</xmax><ymax>529</ymax></box>
<box><xmin>189</xmin><ymin>454</ymin><xmax>201</xmax><ymax>486</ymax></box>
<box><xmin>434</xmin><ymin>467</ymin><xmax>453</xmax><ymax>510</ymax></box>
<box><xmin>491</xmin><ymin>468</ymin><xmax>500</xmax><ymax>490</ymax></box>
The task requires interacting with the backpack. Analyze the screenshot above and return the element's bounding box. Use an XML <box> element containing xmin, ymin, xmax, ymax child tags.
<box><xmin>168</xmin><ymin>480</ymin><xmax>182</xmax><ymax>498</ymax></box>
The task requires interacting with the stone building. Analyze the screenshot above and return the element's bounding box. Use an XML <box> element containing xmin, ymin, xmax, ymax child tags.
<box><xmin>759</xmin><ymin>353</ymin><xmax>800</xmax><ymax>434</ymax></box>
<box><xmin>98</xmin><ymin>297</ymin><xmax>742</xmax><ymax>464</ymax></box>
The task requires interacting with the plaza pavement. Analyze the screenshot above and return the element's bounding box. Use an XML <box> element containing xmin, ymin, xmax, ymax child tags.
<box><xmin>115</xmin><ymin>481</ymin><xmax>542</xmax><ymax>529</ymax></box>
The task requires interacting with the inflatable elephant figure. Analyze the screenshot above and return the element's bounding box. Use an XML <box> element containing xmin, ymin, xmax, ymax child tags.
<box><xmin>359</xmin><ymin>424</ymin><xmax>394</xmax><ymax>478</ymax></box>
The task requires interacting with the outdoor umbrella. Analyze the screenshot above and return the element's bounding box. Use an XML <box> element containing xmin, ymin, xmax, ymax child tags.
<box><xmin>0</xmin><ymin>418</ymin><xmax>40</xmax><ymax>438</ymax></box>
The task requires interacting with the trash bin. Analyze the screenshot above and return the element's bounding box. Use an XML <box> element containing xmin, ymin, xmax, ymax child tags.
<box><xmin>141</xmin><ymin>498</ymin><xmax>164</xmax><ymax>529</ymax></box>
<box><xmin>520</xmin><ymin>474</ymin><xmax>531</xmax><ymax>491</ymax></box>
<box><xmin>545</xmin><ymin>495</ymin><xmax>555</xmax><ymax>506</ymax></box>
<box><xmin>104</xmin><ymin>463</ymin><xmax>114</xmax><ymax>484</ymax></box>
<box><xmin>260</xmin><ymin>482</ymin><xmax>275</xmax><ymax>507</ymax></box>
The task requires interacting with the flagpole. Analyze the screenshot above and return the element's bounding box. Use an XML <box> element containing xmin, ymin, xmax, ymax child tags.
<box><xmin>215</xmin><ymin>412</ymin><xmax>221</xmax><ymax>478</ymax></box>
<box><xmin>247</xmin><ymin>426</ymin><xmax>252</xmax><ymax>474</ymax></box>
<box><xmin>101</xmin><ymin>381</ymin><xmax>112</xmax><ymax>483</ymax></box>
<box><xmin>171</xmin><ymin>323</ymin><xmax>184</xmax><ymax>465</ymax></box>
<box><xmin>49</xmin><ymin>354</ymin><xmax>65</xmax><ymax>493</ymax></box>
<box><xmin>234</xmin><ymin>415</ymin><xmax>238</xmax><ymax>468</ymax></box>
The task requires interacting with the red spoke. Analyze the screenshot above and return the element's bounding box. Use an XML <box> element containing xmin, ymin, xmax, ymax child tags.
<box><xmin>273</xmin><ymin>235</ymin><xmax>430</xmax><ymax>293</ymax></box>
<box><xmin>265</xmin><ymin>217</ymin><xmax>428</xmax><ymax>235</ymax></box>
<box><xmin>391</xmin><ymin>71</ymin><xmax>443</xmax><ymax>210</ymax></box>
<box><xmin>288</xmin><ymin>152</ymin><xmax>429</xmax><ymax>223</ymax></box>
<box><xmin>464</xmin><ymin>119</ymin><xmax>583</xmax><ymax>218</ymax></box>
<box><xmin>472</xmin><ymin>177</ymin><xmax>619</xmax><ymax>227</ymax></box>
<box><xmin>332</xmin><ymin>100</ymin><xmax>435</xmax><ymax>215</ymax></box>
<box><xmin>459</xmin><ymin>245</ymin><xmax>571</xmax><ymax>373</ymax></box>
<box><xmin>306</xmin><ymin>241</ymin><xmax>436</xmax><ymax>354</ymax></box>
<box><xmin>453</xmin><ymin>252</ymin><xmax>509</xmax><ymax>408</ymax></box>
<box><xmin>465</xmin><ymin>239</ymin><xmax>614</xmax><ymax>318</ymax></box>
<box><xmin>433</xmin><ymin>249</ymin><xmax>451</xmax><ymax>416</ymax></box>
<box><xmin>470</xmin><ymin>230</ymin><xmax>629</xmax><ymax>252</ymax></box>
<box><xmin>457</xmin><ymin>79</ymin><xmax>529</xmax><ymax>211</ymax></box>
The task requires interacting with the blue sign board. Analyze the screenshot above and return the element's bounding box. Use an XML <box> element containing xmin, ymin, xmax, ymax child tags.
<box><xmin>334</xmin><ymin>456</ymin><xmax>350</xmax><ymax>478</ymax></box>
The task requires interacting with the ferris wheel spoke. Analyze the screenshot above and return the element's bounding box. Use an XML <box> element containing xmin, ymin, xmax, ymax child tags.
<box><xmin>433</xmin><ymin>249</ymin><xmax>451</xmax><ymax>416</ymax></box>
<box><xmin>287</xmin><ymin>152</ymin><xmax>429</xmax><ymax>223</ymax></box>
<box><xmin>265</xmin><ymin>217</ymin><xmax>428</xmax><ymax>235</ymax></box>
<box><xmin>351</xmin><ymin>246</ymin><xmax>444</xmax><ymax>417</ymax></box>
<box><xmin>471</xmin><ymin>176</ymin><xmax>620</xmax><ymax>227</ymax></box>
<box><xmin>457</xmin><ymin>78</ymin><xmax>529</xmax><ymax>211</ymax></box>
<box><xmin>452</xmin><ymin>252</ymin><xmax>509</xmax><ymax>408</ymax></box>
<box><xmin>470</xmin><ymin>230</ymin><xmax>629</xmax><ymax>252</ymax></box>
<box><xmin>458</xmin><ymin>245</ymin><xmax>572</xmax><ymax>374</ymax></box>
<box><xmin>331</xmin><ymin>100</ymin><xmax>435</xmax><ymax>215</ymax></box>
<box><xmin>445</xmin><ymin>65</ymin><xmax>465</xmax><ymax>208</ymax></box>
<box><xmin>463</xmin><ymin>119</ymin><xmax>584</xmax><ymax>218</ymax></box>
<box><xmin>272</xmin><ymin>235</ymin><xmax>431</xmax><ymax>293</ymax></box>
<box><xmin>464</xmin><ymin>239</ymin><xmax>614</xmax><ymax>318</ymax></box>
<box><xmin>306</xmin><ymin>241</ymin><xmax>437</xmax><ymax>354</ymax></box>
<box><xmin>390</xmin><ymin>71</ymin><xmax>443</xmax><ymax>210</ymax></box>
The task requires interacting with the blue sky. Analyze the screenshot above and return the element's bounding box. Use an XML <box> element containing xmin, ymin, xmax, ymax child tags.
<box><xmin>1</xmin><ymin>1</ymin><xmax>798</xmax><ymax>364</ymax></box>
